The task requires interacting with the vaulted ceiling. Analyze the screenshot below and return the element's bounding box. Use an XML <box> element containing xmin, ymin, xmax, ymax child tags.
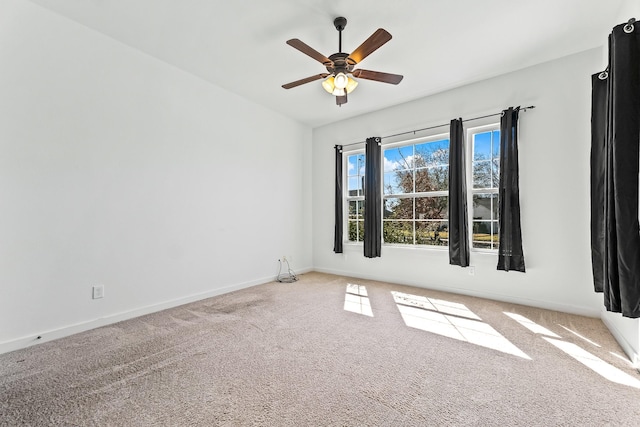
<box><xmin>28</xmin><ymin>0</ymin><xmax>636</xmax><ymax>127</ymax></box>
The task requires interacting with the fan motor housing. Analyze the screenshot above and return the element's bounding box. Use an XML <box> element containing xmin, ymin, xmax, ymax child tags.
<box><xmin>327</xmin><ymin>53</ymin><xmax>355</xmax><ymax>75</ymax></box>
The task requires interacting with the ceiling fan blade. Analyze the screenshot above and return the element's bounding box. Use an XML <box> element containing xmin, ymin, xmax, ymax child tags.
<box><xmin>286</xmin><ymin>39</ymin><xmax>332</xmax><ymax>65</ymax></box>
<box><xmin>282</xmin><ymin>73</ymin><xmax>330</xmax><ymax>89</ymax></box>
<box><xmin>352</xmin><ymin>69</ymin><xmax>403</xmax><ymax>85</ymax></box>
<box><xmin>348</xmin><ymin>28</ymin><xmax>392</xmax><ymax>64</ymax></box>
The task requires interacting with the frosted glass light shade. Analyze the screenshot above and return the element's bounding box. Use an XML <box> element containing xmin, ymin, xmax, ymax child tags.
<box><xmin>334</xmin><ymin>72</ymin><xmax>348</xmax><ymax>89</ymax></box>
<box><xmin>322</xmin><ymin>76</ymin><xmax>335</xmax><ymax>94</ymax></box>
<box><xmin>345</xmin><ymin>76</ymin><xmax>358</xmax><ymax>94</ymax></box>
<box><xmin>323</xmin><ymin>74</ymin><xmax>357</xmax><ymax>97</ymax></box>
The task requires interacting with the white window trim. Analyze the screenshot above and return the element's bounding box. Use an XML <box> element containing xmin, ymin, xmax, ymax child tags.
<box><xmin>381</xmin><ymin>132</ymin><xmax>450</xmax><ymax>248</ymax></box>
<box><xmin>343</xmin><ymin>147</ymin><xmax>366</xmax><ymax>245</ymax></box>
<box><xmin>466</xmin><ymin>123</ymin><xmax>500</xmax><ymax>253</ymax></box>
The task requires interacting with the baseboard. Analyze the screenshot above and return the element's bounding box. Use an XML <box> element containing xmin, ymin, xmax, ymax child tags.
<box><xmin>600</xmin><ymin>313</ymin><xmax>640</xmax><ymax>371</ymax></box>
<box><xmin>313</xmin><ymin>267</ymin><xmax>602</xmax><ymax>318</ymax></box>
<box><xmin>0</xmin><ymin>269</ymin><xmax>310</xmax><ymax>356</ymax></box>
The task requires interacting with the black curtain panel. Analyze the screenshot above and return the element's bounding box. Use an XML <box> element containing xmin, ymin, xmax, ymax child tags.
<box><xmin>591</xmin><ymin>21</ymin><xmax>640</xmax><ymax>318</ymax></box>
<box><xmin>497</xmin><ymin>107</ymin><xmax>525</xmax><ymax>272</ymax></box>
<box><xmin>448</xmin><ymin>118</ymin><xmax>470</xmax><ymax>266</ymax></box>
<box><xmin>333</xmin><ymin>145</ymin><xmax>343</xmax><ymax>253</ymax></box>
<box><xmin>364</xmin><ymin>137</ymin><xmax>382</xmax><ymax>258</ymax></box>
<box><xmin>590</xmin><ymin>73</ymin><xmax>607</xmax><ymax>293</ymax></box>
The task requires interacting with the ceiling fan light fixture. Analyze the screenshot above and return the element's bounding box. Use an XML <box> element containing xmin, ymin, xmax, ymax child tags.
<box><xmin>323</xmin><ymin>74</ymin><xmax>357</xmax><ymax>97</ymax></box>
<box><xmin>322</xmin><ymin>76</ymin><xmax>336</xmax><ymax>94</ymax></box>
<box><xmin>345</xmin><ymin>76</ymin><xmax>358</xmax><ymax>94</ymax></box>
<box><xmin>334</xmin><ymin>72</ymin><xmax>349</xmax><ymax>89</ymax></box>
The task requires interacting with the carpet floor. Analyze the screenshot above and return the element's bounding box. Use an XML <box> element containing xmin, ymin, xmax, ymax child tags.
<box><xmin>1</xmin><ymin>272</ymin><xmax>640</xmax><ymax>426</ymax></box>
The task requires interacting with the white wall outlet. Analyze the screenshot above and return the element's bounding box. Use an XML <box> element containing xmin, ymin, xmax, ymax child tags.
<box><xmin>468</xmin><ymin>266</ymin><xmax>475</xmax><ymax>276</ymax></box>
<box><xmin>92</xmin><ymin>284</ymin><xmax>104</xmax><ymax>299</ymax></box>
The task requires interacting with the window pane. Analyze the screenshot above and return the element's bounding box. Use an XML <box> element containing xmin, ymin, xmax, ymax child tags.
<box><xmin>472</xmin><ymin>221</ymin><xmax>499</xmax><ymax>249</ymax></box>
<box><xmin>347</xmin><ymin>154</ymin><xmax>364</xmax><ymax>176</ymax></box>
<box><xmin>384</xmin><ymin>145</ymin><xmax>414</xmax><ymax>171</ymax></box>
<box><xmin>492</xmin><ymin>221</ymin><xmax>499</xmax><ymax>249</ymax></box>
<box><xmin>348</xmin><ymin>200</ymin><xmax>364</xmax><ymax>220</ymax></box>
<box><xmin>415</xmin><ymin>166</ymin><xmax>448</xmax><ymax>191</ymax></box>
<box><xmin>384</xmin><ymin>172</ymin><xmax>408</xmax><ymax>195</ymax></box>
<box><xmin>416</xmin><ymin>221</ymin><xmax>448</xmax><ymax>246</ymax></box>
<box><xmin>348</xmin><ymin>220</ymin><xmax>363</xmax><ymax>242</ymax></box>
<box><xmin>383</xmin><ymin>221</ymin><xmax>413</xmax><ymax>244</ymax></box>
<box><xmin>415</xmin><ymin>196</ymin><xmax>448</xmax><ymax>219</ymax></box>
<box><xmin>348</xmin><ymin>176</ymin><xmax>363</xmax><ymax>196</ymax></box>
<box><xmin>384</xmin><ymin>198</ymin><xmax>413</xmax><ymax>219</ymax></box>
<box><xmin>491</xmin><ymin>158</ymin><xmax>500</xmax><ymax>188</ymax></box>
<box><xmin>385</xmin><ymin>169</ymin><xmax>413</xmax><ymax>194</ymax></box>
<box><xmin>492</xmin><ymin>130</ymin><xmax>500</xmax><ymax>159</ymax></box>
<box><xmin>472</xmin><ymin>194</ymin><xmax>494</xmax><ymax>221</ymax></box>
<box><xmin>474</xmin><ymin>132</ymin><xmax>492</xmax><ymax>161</ymax></box>
<box><xmin>415</xmin><ymin>139</ymin><xmax>450</xmax><ymax>167</ymax></box>
<box><xmin>473</xmin><ymin>160</ymin><xmax>491</xmax><ymax>188</ymax></box>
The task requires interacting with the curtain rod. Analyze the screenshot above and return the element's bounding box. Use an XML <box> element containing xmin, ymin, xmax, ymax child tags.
<box><xmin>338</xmin><ymin>105</ymin><xmax>536</xmax><ymax>149</ymax></box>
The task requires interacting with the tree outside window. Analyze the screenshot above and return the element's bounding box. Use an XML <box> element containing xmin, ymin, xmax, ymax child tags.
<box><xmin>383</xmin><ymin>138</ymin><xmax>450</xmax><ymax>246</ymax></box>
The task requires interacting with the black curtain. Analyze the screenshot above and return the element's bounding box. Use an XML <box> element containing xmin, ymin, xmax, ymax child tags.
<box><xmin>591</xmin><ymin>73</ymin><xmax>607</xmax><ymax>292</ymax></box>
<box><xmin>448</xmin><ymin>118</ymin><xmax>469</xmax><ymax>266</ymax></box>
<box><xmin>364</xmin><ymin>137</ymin><xmax>382</xmax><ymax>258</ymax></box>
<box><xmin>497</xmin><ymin>107</ymin><xmax>525</xmax><ymax>272</ymax></box>
<box><xmin>333</xmin><ymin>145</ymin><xmax>343</xmax><ymax>253</ymax></box>
<box><xmin>591</xmin><ymin>21</ymin><xmax>640</xmax><ymax>318</ymax></box>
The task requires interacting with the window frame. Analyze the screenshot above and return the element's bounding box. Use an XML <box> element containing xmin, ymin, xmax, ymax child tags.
<box><xmin>381</xmin><ymin>133</ymin><xmax>451</xmax><ymax>248</ymax></box>
<box><xmin>343</xmin><ymin>149</ymin><xmax>366</xmax><ymax>244</ymax></box>
<box><xmin>341</xmin><ymin>122</ymin><xmax>502</xmax><ymax>254</ymax></box>
<box><xmin>466</xmin><ymin>123</ymin><xmax>501</xmax><ymax>253</ymax></box>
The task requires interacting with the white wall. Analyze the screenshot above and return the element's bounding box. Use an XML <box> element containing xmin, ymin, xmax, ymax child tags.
<box><xmin>312</xmin><ymin>48</ymin><xmax>605</xmax><ymax>317</ymax></box>
<box><xmin>0</xmin><ymin>0</ymin><xmax>312</xmax><ymax>353</ymax></box>
<box><xmin>602</xmin><ymin>311</ymin><xmax>639</xmax><ymax>368</ymax></box>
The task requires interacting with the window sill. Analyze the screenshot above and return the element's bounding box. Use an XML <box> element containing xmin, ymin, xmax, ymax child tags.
<box><xmin>471</xmin><ymin>248</ymin><xmax>498</xmax><ymax>255</ymax></box>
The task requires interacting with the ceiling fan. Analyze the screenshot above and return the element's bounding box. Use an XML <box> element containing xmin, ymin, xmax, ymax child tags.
<box><xmin>282</xmin><ymin>17</ymin><xmax>403</xmax><ymax>106</ymax></box>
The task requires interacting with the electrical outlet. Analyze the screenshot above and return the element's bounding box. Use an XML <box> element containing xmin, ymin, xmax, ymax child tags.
<box><xmin>468</xmin><ymin>266</ymin><xmax>475</xmax><ymax>276</ymax></box>
<box><xmin>92</xmin><ymin>284</ymin><xmax>104</xmax><ymax>299</ymax></box>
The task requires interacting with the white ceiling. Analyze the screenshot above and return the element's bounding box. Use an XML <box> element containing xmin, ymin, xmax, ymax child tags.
<box><xmin>27</xmin><ymin>0</ymin><xmax>635</xmax><ymax>128</ymax></box>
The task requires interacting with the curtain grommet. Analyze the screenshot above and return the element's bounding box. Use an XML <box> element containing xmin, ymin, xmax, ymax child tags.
<box><xmin>598</xmin><ymin>71</ymin><xmax>608</xmax><ymax>80</ymax></box>
<box><xmin>624</xmin><ymin>18</ymin><xmax>635</xmax><ymax>33</ymax></box>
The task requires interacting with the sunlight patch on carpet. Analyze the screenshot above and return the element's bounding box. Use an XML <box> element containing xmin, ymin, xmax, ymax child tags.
<box><xmin>543</xmin><ymin>337</ymin><xmax>640</xmax><ymax>389</ymax></box>
<box><xmin>609</xmin><ymin>351</ymin><xmax>636</xmax><ymax>367</ymax></box>
<box><xmin>503</xmin><ymin>312</ymin><xmax>561</xmax><ymax>338</ymax></box>
<box><xmin>392</xmin><ymin>292</ymin><xmax>530</xmax><ymax>359</ymax></box>
<box><xmin>557</xmin><ymin>324</ymin><xmax>601</xmax><ymax>347</ymax></box>
<box><xmin>344</xmin><ymin>284</ymin><xmax>373</xmax><ymax>317</ymax></box>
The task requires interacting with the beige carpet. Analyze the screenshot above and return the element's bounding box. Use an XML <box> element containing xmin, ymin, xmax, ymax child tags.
<box><xmin>1</xmin><ymin>272</ymin><xmax>640</xmax><ymax>426</ymax></box>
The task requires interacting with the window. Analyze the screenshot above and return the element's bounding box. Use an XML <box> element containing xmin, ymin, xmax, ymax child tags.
<box><xmin>470</xmin><ymin>126</ymin><xmax>500</xmax><ymax>250</ymax></box>
<box><xmin>342</xmin><ymin>125</ymin><xmax>501</xmax><ymax>252</ymax></box>
<box><xmin>382</xmin><ymin>136</ymin><xmax>450</xmax><ymax>246</ymax></box>
<box><xmin>346</xmin><ymin>153</ymin><xmax>365</xmax><ymax>242</ymax></box>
